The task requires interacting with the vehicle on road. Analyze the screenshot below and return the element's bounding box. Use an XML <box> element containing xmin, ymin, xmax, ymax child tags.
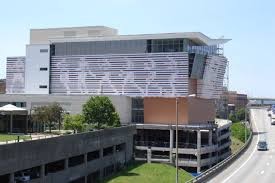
<box><xmin>14</xmin><ymin>172</ymin><xmax>30</xmax><ymax>183</ymax></box>
<box><xmin>257</xmin><ymin>140</ymin><xmax>268</xmax><ymax>151</ymax></box>
<box><xmin>271</xmin><ymin>121</ymin><xmax>275</xmax><ymax>125</ymax></box>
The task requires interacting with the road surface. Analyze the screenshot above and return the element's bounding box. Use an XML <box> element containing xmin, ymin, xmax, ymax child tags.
<box><xmin>210</xmin><ymin>108</ymin><xmax>275</xmax><ymax>183</ymax></box>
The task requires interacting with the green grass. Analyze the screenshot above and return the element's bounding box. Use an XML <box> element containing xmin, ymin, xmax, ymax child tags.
<box><xmin>0</xmin><ymin>134</ymin><xmax>31</xmax><ymax>142</ymax></box>
<box><xmin>230</xmin><ymin>136</ymin><xmax>244</xmax><ymax>154</ymax></box>
<box><xmin>230</xmin><ymin>122</ymin><xmax>250</xmax><ymax>143</ymax></box>
<box><xmin>103</xmin><ymin>162</ymin><xmax>193</xmax><ymax>183</ymax></box>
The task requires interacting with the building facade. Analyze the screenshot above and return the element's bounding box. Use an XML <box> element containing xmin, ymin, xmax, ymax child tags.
<box><xmin>4</xmin><ymin>26</ymin><xmax>232</xmax><ymax>173</ymax></box>
<box><xmin>0</xmin><ymin>79</ymin><xmax>5</xmax><ymax>94</ymax></box>
<box><xmin>216</xmin><ymin>90</ymin><xmax>248</xmax><ymax>118</ymax></box>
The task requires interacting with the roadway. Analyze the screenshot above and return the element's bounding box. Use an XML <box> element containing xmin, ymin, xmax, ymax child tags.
<box><xmin>210</xmin><ymin>108</ymin><xmax>275</xmax><ymax>183</ymax></box>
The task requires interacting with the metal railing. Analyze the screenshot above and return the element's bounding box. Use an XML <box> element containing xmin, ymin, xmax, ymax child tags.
<box><xmin>0</xmin><ymin>134</ymin><xmax>57</xmax><ymax>145</ymax></box>
<box><xmin>185</xmin><ymin>127</ymin><xmax>253</xmax><ymax>183</ymax></box>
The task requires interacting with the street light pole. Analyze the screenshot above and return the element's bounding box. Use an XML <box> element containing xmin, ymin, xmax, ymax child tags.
<box><xmin>244</xmin><ymin>104</ymin><xmax>248</xmax><ymax>143</ymax></box>
<box><xmin>176</xmin><ymin>97</ymin><xmax>179</xmax><ymax>183</ymax></box>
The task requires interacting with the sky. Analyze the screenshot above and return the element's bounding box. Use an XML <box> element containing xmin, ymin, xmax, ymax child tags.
<box><xmin>0</xmin><ymin>0</ymin><xmax>274</xmax><ymax>97</ymax></box>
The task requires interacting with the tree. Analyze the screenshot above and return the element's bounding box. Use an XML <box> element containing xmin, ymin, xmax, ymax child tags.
<box><xmin>32</xmin><ymin>103</ymin><xmax>64</xmax><ymax>133</ymax></box>
<box><xmin>82</xmin><ymin>96</ymin><xmax>120</xmax><ymax>129</ymax></box>
<box><xmin>229</xmin><ymin>113</ymin><xmax>237</xmax><ymax>123</ymax></box>
<box><xmin>48</xmin><ymin>103</ymin><xmax>64</xmax><ymax>131</ymax></box>
<box><xmin>32</xmin><ymin>106</ymin><xmax>49</xmax><ymax>132</ymax></box>
<box><xmin>236</xmin><ymin>108</ymin><xmax>246</xmax><ymax>121</ymax></box>
<box><xmin>63</xmin><ymin>114</ymin><xmax>86</xmax><ymax>133</ymax></box>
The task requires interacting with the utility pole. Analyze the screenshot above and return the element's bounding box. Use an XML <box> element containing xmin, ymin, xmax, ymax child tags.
<box><xmin>176</xmin><ymin>97</ymin><xmax>179</xmax><ymax>183</ymax></box>
<box><xmin>244</xmin><ymin>104</ymin><xmax>248</xmax><ymax>143</ymax></box>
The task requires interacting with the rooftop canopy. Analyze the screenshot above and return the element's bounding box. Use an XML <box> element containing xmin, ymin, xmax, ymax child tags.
<box><xmin>0</xmin><ymin>104</ymin><xmax>28</xmax><ymax>115</ymax></box>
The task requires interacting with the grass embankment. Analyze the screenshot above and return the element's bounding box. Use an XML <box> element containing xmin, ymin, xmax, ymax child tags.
<box><xmin>0</xmin><ymin>134</ymin><xmax>31</xmax><ymax>142</ymax></box>
<box><xmin>230</xmin><ymin>122</ymin><xmax>251</xmax><ymax>153</ymax></box>
<box><xmin>230</xmin><ymin>137</ymin><xmax>244</xmax><ymax>154</ymax></box>
<box><xmin>104</xmin><ymin>162</ymin><xmax>193</xmax><ymax>183</ymax></box>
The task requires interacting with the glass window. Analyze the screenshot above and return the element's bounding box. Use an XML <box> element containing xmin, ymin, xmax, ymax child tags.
<box><xmin>39</xmin><ymin>85</ymin><xmax>47</xmax><ymax>89</ymax></box>
<box><xmin>40</xmin><ymin>67</ymin><xmax>48</xmax><ymax>71</ymax></box>
<box><xmin>40</xmin><ymin>49</ymin><xmax>48</xmax><ymax>53</ymax></box>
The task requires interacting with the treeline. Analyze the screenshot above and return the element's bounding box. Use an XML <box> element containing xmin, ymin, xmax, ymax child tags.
<box><xmin>31</xmin><ymin>96</ymin><xmax>120</xmax><ymax>133</ymax></box>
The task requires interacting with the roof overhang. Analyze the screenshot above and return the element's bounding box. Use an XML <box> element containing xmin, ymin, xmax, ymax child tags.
<box><xmin>48</xmin><ymin>32</ymin><xmax>231</xmax><ymax>46</ymax></box>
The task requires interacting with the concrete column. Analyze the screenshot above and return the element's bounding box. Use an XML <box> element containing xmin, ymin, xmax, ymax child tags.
<box><xmin>9</xmin><ymin>173</ymin><xmax>14</xmax><ymax>183</ymax></box>
<box><xmin>100</xmin><ymin>148</ymin><xmax>104</xmax><ymax>158</ymax></box>
<box><xmin>208</xmin><ymin>130</ymin><xmax>213</xmax><ymax>167</ymax></box>
<box><xmin>113</xmin><ymin>146</ymin><xmax>116</xmax><ymax>154</ymax></box>
<box><xmin>169</xmin><ymin>129</ymin><xmax>174</xmax><ymax>163</ymax></box>
<box><xmin>25</xmin><ymin>115</ymin><xmax>28</xmax><ymax>134</ymax></box>
<box><xmin>197</xmin><ymin>130</ymin><xmax>201</xmax><ymax>173</ymax></box>
<box><xmin>84</xmin><ymin>153</ymin><xmax>88</xmax><ymax>166</ymax></box>
<box><xmin>208</xmin><ymin>130</ymin><xmax>213</xmax><ymax>146</ymax></box>
<box><xmin>10</xmin><ymin>113</ymin><xmax>13</xmax><ymax>133</ymax></box>
<box><xmin>147</xmin><ymin>148</ymin><xmax>152</xmax><ymax>163</ymax></box>
<box><xmin>65</xmin><ymin>158</ymin><xmax>69</xmax><ymax>169</ymax></box>
<box><xmin>40</xmin><ymin>165</ymin><xmax>45</xmax><ymax>183</ymax></box>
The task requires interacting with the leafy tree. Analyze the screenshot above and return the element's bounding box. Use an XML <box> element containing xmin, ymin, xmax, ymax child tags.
<box><xmin>32</xmin><ymin>106</ymin><xmax>49</xmax><ymax>132</ymax></box>
<box><xmin>32</xmin><ymin>103</ymin><xmax>64</xmax><ymax>133</ymax></box>
<box><xmin>82</xmin><ymin>96</ymin><xmax>120</xmax><ymax>129</ymax></box>
<box><xmin>229</xmin><ymin>113</ymin><xmax>237</xmax><ymax>123</ymax></box>
<box><xmin>236</xmin><ymin>108</ymin><xmax>246</xmax><ymax>121</ymax></box>
<box><xmin>63</xmin><ymin>114</ymin><xmax>86</xmax><ymax>133</ymax></box>
<box><xmin>48</xmin><ymin>102</ymin><xmax>64</xmax><ymax>131</ymax></box>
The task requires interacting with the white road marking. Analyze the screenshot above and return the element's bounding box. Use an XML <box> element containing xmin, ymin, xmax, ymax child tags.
<box><xmin>221</xmin><ymin>110</ymin><xmax>260</xmax><ymax>183</ymax></box>
<box><xmin>260</xmin><ymin>170</ymin><xmax>265</xmax><ymax>175</ymax></box>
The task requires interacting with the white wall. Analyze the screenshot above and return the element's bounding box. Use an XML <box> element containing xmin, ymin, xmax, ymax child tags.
<box><xmin>25</xmin><ymin>44</ymin><xmax>50</xmax><ymax>94</ymax></box>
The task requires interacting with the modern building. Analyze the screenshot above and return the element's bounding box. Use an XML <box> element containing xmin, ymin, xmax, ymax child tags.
<box><xmin>2</xmin><ymin>26</ymin><xmax>232</xmax><ymax>173</ymax></box>
<box><xmin>0</xmin><ymin>79</ymin><xmax>5</xmax><ymax>94</ymax></box>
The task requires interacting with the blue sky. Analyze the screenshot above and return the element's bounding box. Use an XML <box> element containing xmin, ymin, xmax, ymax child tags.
<box><xmin>0</xmin><ymin>0</ymin><xmax>274</xmax><ymax>97</ymax></box>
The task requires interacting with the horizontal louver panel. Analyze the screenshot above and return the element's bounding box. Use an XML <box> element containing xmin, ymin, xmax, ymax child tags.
<box><xmin>50</xmin><ymin>52</ymin><xmax>189</xmax><ymax>96</ymax></box>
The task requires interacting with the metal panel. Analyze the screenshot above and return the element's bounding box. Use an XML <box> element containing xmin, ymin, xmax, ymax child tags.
<box><xmin>50</xmin><ymin>52</ymin><xmax>189</xmax><ymax>96</ymax></box>
<box><xmin>6</xmin><ymin>57</ymin><xmax>25</xmax><ymax>94</ymax></box>
<box><xmin>197</xmin><ymin>55</ymin><xmax>227</xmax><ymax>99</ymax></box>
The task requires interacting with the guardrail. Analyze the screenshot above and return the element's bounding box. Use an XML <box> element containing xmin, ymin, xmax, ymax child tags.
<box><xmin>186</xmin><ymin>125</ymin><xmax>253</xmax><ymax>183</ymax></box>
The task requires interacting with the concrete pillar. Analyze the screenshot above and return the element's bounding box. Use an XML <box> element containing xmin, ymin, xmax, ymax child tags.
<box><xmin>208</xmin><ymin>130</ymin><xmax>213</xmax><ymax>167</ymax></box>
<box><xmin>113</xmin><ymin>146</ymin><xmax>116</xmax><ymax>154</ymax></box>
<box><xmin>9</xmin><ymin>173</ymin><xmax>14</xmax><ymax>183</ymax></box>
<box><xmin>208</xmin><ymin>130</ymin><xmax>213</xmax><ymax>146</ymax></box>
<box><xmin>100</xmin><ymin>148</ymin><xmax>104</xmax><ymax>159</ymax></box>
<box><xmin>147</xmin><ymin>148</ymin><xmax>152</xmax><ymax>163</ymax></box>
<box><xmin>197</xmin><ymin>130</ymin><xmax>201</xmax><ymax>173</ymax></box>
<box><xmin>65</xmin><ymin>158</ymin><xmax>69</xmax><ymax>169</ymax></box>
<box><xmin>25</xmin><ymin>115</ymin><xmax>28</xmax><ymax>134</ymax></box>
<box><xmin>84</xmin><ymin>153</ymin><xmax>88</xmax><ymax>166</ymax></box>
<box><xmin>40</xmin><ymin>165</ymin><xmax>45</xmax><ymax>183</ymax></box>
<box><xmin>169</xmin><ymin>129</ymin><xmax>174</xmax><ymax>163</ymax></box>
<box><xmin>10</xmin><ymin>113</ymin><xmax>13</xmax><ymax>133</ymax></box>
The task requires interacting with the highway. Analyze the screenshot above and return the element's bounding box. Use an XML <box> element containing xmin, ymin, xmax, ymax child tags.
<box><xmin>210</xmin><ymin>108</ymin><xmax>275</xmax><ymax>183</ymax></box>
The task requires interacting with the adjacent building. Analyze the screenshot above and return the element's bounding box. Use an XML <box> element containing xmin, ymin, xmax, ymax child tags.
<box><xmin>0</xmin><ymin>79</ymin><xmax>5</xmax><ymax>94</ymax></box>
<box><xmin>2</xmin><ymin>26</ymin><xmax>232</xmax><ymax>173</ymax></box>
<box><xmin>216</xmin><ymin>90</ymin><xmax>248</xmax><ymax>118</ymax></box>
